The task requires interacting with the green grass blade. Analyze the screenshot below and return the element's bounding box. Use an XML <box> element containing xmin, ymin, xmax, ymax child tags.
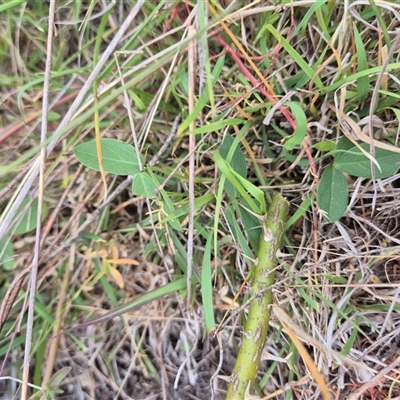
<box><xmin>353</xmin><ymin>23</ymin><xmax>369</xmax><ymax>104</ymax></box>
<box><xmin>264</xmin><ymin>24</ymin><xmax>324</xmax><ymax>91</ymax></box>
<box><xmin>201</xmin><ymin>233</ymin><xmax>215</xmax><ymax>332</ymax></box>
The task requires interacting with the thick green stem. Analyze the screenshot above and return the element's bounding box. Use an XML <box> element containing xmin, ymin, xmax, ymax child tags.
<box><xmin>226</xmin><ymin>192</ymin><xmax>289</xmax><ymax>399</ymax></box>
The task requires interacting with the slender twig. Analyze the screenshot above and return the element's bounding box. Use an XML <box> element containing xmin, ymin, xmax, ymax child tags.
<box><xmin>20</xmin><ymin>1</ymin><xmax>55</xmax><ymax>398</ymax></box>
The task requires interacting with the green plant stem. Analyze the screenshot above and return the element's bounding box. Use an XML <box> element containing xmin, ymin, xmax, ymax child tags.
<box><xmin>226</xmin><ymin>192</ymin><xmax>289</xmax><ymax>400</ymax></box>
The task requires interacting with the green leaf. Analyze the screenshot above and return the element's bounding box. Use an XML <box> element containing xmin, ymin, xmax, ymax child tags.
<box><xmin>191</xmin><ymin>118</ymin><xmax>244</xmax><ymax>136</ymax></box>
<box><xmin>74</xmin><ymin>138</ymin><xmax>142</xmax><ymax>176</ymax></box>
<box><xmin>324</xmin><ymin>274</ymin><xmax>348</xmax><ymax>284</ymax></box>
<box><xmin>292</xmin><ymin>0</ymin><xmax>327</xmax><ymax>36</ymax></box>
<box><xmin>312</xmin><ymin>141</ymin><xmax>335</xmax><ymax>151</ymax></box>
<box><xmin>132</xmin><ymin>172</ymin><xmax>158</xmax><ymax>198</ymax></box>
<box><xmin>340</xmin><ymin>317</ymin><xmax>359</xmax><ymax>357</ymax></box>
<box><xmin>219</xmin><ymin>133</ymin><xmax>247</xmax><ymax>197</ymax></box>
<box><xmin>48</xmin><ymin>111</ymin><xmax>61</xmax><ymax>121</ymax></box>
<box><xmin>334</xmin><ymin>142</ymin><xmax>400</xmax><ymax>179</ymax></box>
<box><xmin>317</xmin><ymin>166</ymin><xmax>348</xmax><ymax>222</ymax></box>
<box><xmin>297</xmin><ymin>287</ymin><xmax>319</xmax><ymax>311</ymax></box>
<box><xmin>237</xmin><ymin>204</ymin><xmax>261</xmax><ymax>252</ymax></box>
<box><xmin>0</xmin><ymin>236</ymin><xmax>15</xmax><ymax>270</ymax></box>
<box><xmin>335</xmin><ymin>136</ymin><xmax>355</xmax><ymax>152</ymax></box>
<box><xmin>78</xmin><ymin>232</ymin><xmax>106</xmax><ymax>242</ymax></box>
<box><xmin>214</xmin><ymin>150</ymin><xmax>262</xmax><ymax>214</ymax></box>
<box><xmin>14</xmin><ymin>197</ymin><xmax>49</xmax><ymax>235</ymax></box>
<box><xmin>283</xmin><ymin>102</ymin><xmax>308</xmax><ymax>150</ymax></box>
<box><xmin>225</xmin><ymin>205</ymin><xmax>254</xmax><ymax>259</ymax></box>
<box><xmin>0</xmin><ymin>0</ymin><xmax>26</xmax><ymax>12</ymax></box>
<box><xmin>201</xmin><ymin>233</ymin><xmax>215</xmax><ymax>332</ymax></box>
<box><xmin>322</xmin><ymin>62</ymin><xmax>400</xmax><ymax>95</ymax></box>
<box><xmin>353</xmin><ymin>23</ymin><xmax>369</xmax><ymax>104</ymax></box>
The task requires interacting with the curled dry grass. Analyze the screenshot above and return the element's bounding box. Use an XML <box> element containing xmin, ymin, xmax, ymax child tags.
<box><xmin>1</xmin><ymin>1</ymin><xmax>400</xmax><ymax>399</ymax></box>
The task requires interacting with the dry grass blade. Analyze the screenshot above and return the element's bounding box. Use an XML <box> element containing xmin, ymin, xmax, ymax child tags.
<box><xmin>21</xmin><ymin>1</ymin><xmax>55</xmax><ymax>397</ymax></box>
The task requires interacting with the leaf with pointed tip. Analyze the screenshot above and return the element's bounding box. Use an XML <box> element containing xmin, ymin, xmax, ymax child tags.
<box><xmin>335</xmin><ymin>142</ymin><xmax>400</xmax><ymax>179</ymax></box>
<box><xmin>74</xmin><ymin>138</ymin><xmax>142</xmax><ymax>176</ymax></box>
